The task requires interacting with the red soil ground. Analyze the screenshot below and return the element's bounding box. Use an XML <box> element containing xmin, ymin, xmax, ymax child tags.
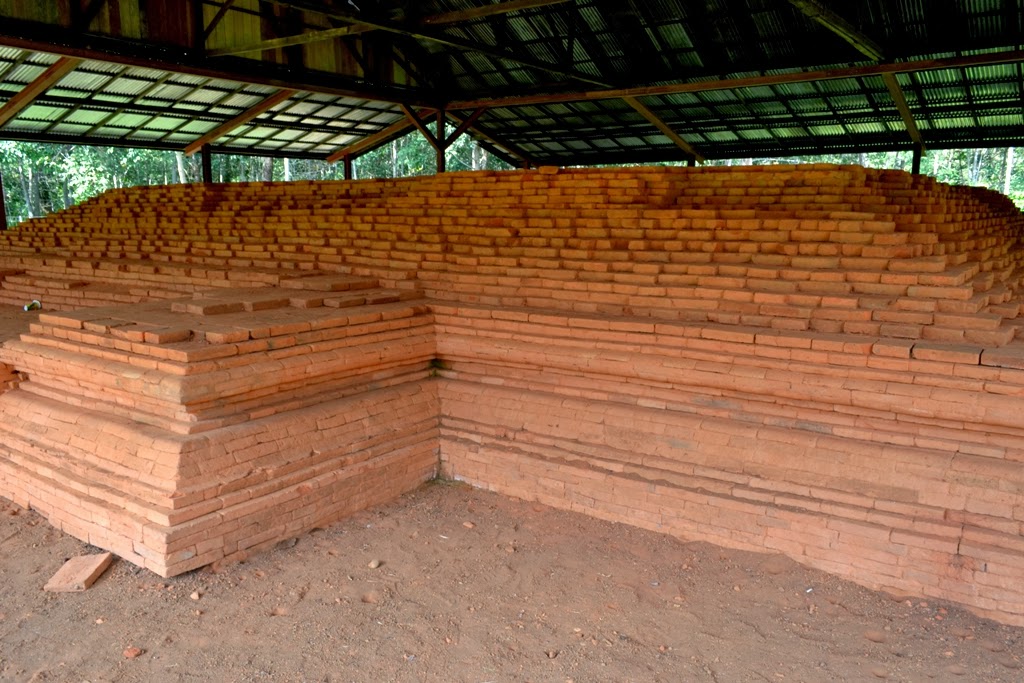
<box><xmin>1</xmin><ymin>482</ymin><xmax>1021</xmax><ymax>683</ymax></box>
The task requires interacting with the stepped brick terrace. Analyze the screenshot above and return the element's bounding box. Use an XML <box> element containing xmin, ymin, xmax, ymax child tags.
<box><xmin>2</xmin><ymin>165</ymin><xmax>1024</xmax><ymax>624</ymax></box>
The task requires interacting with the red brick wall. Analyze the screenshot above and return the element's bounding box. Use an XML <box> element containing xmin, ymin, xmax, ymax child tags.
<box><xmin>434</xmin><ymin>306</ymin><xmax>1024</xmax><ymax>624</ymax></box>
<box><xmin>2</xmin><ymin>166</ymin><xmax>1024</xmax><ymax>623</ymax></box>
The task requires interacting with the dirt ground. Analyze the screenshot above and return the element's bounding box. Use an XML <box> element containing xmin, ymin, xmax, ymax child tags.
<box><xmin>0</xmin><ymin>304</ymin><xmax>35</xmax><ymax>343</ymax></box>
<box><xmin>1</xmin><ymin>482</ymin><xmax>1022</xmax><ymax>683</ymax></box>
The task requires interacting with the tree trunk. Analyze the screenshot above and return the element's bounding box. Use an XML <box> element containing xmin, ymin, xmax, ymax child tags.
<box><xmin>262</xmin><ymin>156</ymin><xmax>274</xmax><ymax>182</ymax></box>
<box><xmin>1005</xmin><ymin>147</ymin><xmax>1015</xmax><ymax>196</ymax></box>
<box><xmin>17</xmin><ymin>161</ymin><xmax>31</xmax><ymax>218</ymax></box>
<box><xmin>27</xmin><ymin>165</ymin><xmax>42</xmax><ymax>218</ymax></box>
<box><xmin>968</xmin><ymin>149</ymin><xmax>983</xmax><ymax>185</ymax></box>
<box><xmin>175</xmin><ymin>151</ymin><xmax>188</xmax><ymax>184</ymax></box>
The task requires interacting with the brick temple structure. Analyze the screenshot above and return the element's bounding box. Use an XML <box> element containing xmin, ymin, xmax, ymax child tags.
<box><xmin>2</xmin><ymin>165</ymin><xmax>1024</xmax><ymax>625</ymax></box>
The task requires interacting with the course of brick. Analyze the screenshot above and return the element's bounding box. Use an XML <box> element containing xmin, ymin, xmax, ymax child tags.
<box><xmin>0</xmin><ymin>275</ymin><xmax>438</xmax><ymax>576</ymax></box>
<box><xmin>1</xmin><ymin>165</ymin><xmax>1023</xmax><ymax>623</ymax></box>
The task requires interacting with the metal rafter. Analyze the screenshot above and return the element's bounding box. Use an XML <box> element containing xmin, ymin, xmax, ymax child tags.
<box><xmin>0</xmin><ymin>50</ymin><xmax>31</xmax><ymax>84</ymax></box>
<box><xmin>0</xmin><ymin>56</ymin><xmax>82</xmax><ymax>129</ymax></box>
<box><xmin>0</xmin><ymin>1</ymin><xmax>1021</xmax><ymax>166</ymax></box>
<box><xmin>448</xmin><ymin>50</ymin><xmax>1024</xmax><ymax>111</ymax></box>
<box><xmin>726</xmin><ymin>87</ymin><xmax>786</xmax><ymax>156</ymax></box>
<box><xmin>184</xmin><ymin>88</ymin><xmax>296</xmax><ymax>155</ymax></box>
<box><xmin>84</xmin><ymin>73</ymin><xmax>177</xmax><ymax>135</ymax></box>
<box><xmin>1</xmin><ymin>80</ymin><xmax>401</xmax><ymax>142</ymax></box>
<box><xmin>0</xmin><ymin>17</ymin><xmax>426</xmax><ymax>105</ymax></box>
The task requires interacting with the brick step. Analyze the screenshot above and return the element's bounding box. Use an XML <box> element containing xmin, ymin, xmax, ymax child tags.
<box><xmin>442</xmin><ymin>435</ymin><xmax>1024</xmax><ymax>623</ymax></box>
<box><xmin>441</xmin><ymin>380</ymin><xmax>1024</xmax><ymax>528</ymax></box>
<box><xmin>424</xmin><ymin>289</ymin><xmax>1016</xmax><ymax>339</ymax></box>
<box><xmin>13</xmin><ymin>260</ymin><xmax>314</xmax><ymax>291</ymax></box>
<box><xmin>441</xmin><ymin>419</ymin><xmax>975</xmax><ymax>544</ymax></box>
<box><xmin>0</xmin><ymin>379</ymin><xmax>439</xmax><ymax>577</ymax></box>
<box><xmin>22</xmin><ymin>297</ymin><xmax>433</xmax><ymax>370</ymax></box>
<box><xmin>0</xmin><ymin>272</ymin><xmax>186</xmax><ymax>297</ymax></box>
<box><xmin>0</xmin><ymin>283</ymin><xmax>162</xmax><ymax>311</ymax></box>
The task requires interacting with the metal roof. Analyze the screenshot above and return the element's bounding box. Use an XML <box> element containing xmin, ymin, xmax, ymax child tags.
<box><xmin>0</xmin><ymin>1</ymin><xmax>1021</xmax><ymax>166</ymax></box>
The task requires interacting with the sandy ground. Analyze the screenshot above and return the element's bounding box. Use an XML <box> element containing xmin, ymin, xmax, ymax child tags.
<box><xmin>1</xmin><ymin>482</ymin><xmax>1022</xmax><ymax>683</ymax></box>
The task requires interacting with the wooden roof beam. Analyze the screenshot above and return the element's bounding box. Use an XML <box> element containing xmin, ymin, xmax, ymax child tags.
<box><xmin>203</xmin><ymin>0</ymin><xmax>238</xmax><ymax>40</ymax></box>
<box><xmin>208</xmin><ymin>24</ymin><xmax>368</xmax><ymax>57</ymax></box>
<box><xmin>445</xmin><ymin>111</ymin><xmax>536</xmax><ymax>168</ymax></box>
<box><xmin>445</xmin><ymin>107</ymin><xmax>486</xmax><ymax>147</ymax></box>
<box><xmin>184</xmin><ymin>88</ymin><xmax>296</xmax><ymax>155</ymax></box>
<box><xmin>423</xmin><ymin>0</ymin><xmax>573</xmax><ymax>26</ymax></box>
<box><xmin>325</xmin><ymin>108</ymin><xmax>436</xmax><ymax>164</ymax></box>
<box><xmin>787</xmin><ymin>0</ymin><xmax>884</xmax><ymax>61</ymax></box>
<box><xmin>402</xmin><ymin>104</ymin><xmax>442</xmax><ymax>151</ymax></box>
<box><xmin>623</xmin><ymin>96</ymin><xmax>705</xmax><ymax>163</ymax></box>
<box><xmin>268</xmin><ymin>1</ymin><xmax>612</xmax><ymax>88</ymax></box>
<box><xmin>788</xmin><ymin>0</ymin><xmax>923</xmax><ymax>148</ymax></box>
<box><xmin>211</xmin><ymin>0</ymin><xmax>574</xmax><ymax>56</ymax></box>
<box><xmin>0</xmin><ymin>56</ymin><xmax>81</xmax><ymax>129</ymax></box>
<box><xmin>882</xmin><ymin>73</ymin><xmax>924</xmax><ymax>147</ymax></box>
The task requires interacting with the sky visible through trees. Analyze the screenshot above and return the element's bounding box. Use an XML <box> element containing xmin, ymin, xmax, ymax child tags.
<box><xmin>1</xmin><ymin>132</ymin><xmax>1021</xmax><ymax>227</ymax></box>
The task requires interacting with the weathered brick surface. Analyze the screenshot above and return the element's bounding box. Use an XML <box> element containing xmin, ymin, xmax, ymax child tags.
<box><xmin>0</xmin><ymin>277</ymin><xmax>438</xmax><ymax>576</ymax></box>
<box><xmin>2</xmin><ymin>166</ymin><xmax>1024</xmax><ymax>623</ymax></box>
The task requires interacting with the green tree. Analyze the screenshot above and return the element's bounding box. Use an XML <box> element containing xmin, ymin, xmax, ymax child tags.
<box><xmin>3</xmin><ymin>136</ymin><xmax>1020</xmax><ymax>227</ymax></box>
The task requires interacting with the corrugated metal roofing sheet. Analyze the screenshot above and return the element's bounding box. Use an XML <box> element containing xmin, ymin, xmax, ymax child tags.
<box><xmin>0</xmin><ymin>1</ymin><xmax>1021</xmax><ymax>162</ymax></box>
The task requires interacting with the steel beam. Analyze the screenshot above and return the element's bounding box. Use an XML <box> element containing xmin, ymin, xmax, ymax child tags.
<box><xmin>448</xmin><ymin>50</ymin><xmax>1024</xmax><ymax>111</ymax></box>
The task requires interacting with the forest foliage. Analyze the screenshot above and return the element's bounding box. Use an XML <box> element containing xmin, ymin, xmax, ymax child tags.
<box><xmin>0</xmin><ymin>131</ymin><xmax>1021</xmax><ymax>226</ymax></box>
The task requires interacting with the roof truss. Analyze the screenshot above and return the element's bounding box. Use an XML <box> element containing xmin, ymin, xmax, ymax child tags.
<box><xmin>184</xmin><ymin>88</ymin><xmax>297</xmax><ymax>155</ymax></box>
<box><xmin>0</xmin><ymin>1</ymin><xmax>1022</xmax><ymax>166</ymax></box>
<box><xmin>623</xmin><ymin>96</ymin><xmax>705</xmax><ymax>163</ymax></box>
<box><xmin>788</xmin><ymin>0</ymin><xmax>923</xmax><ymax>150</ymax></box>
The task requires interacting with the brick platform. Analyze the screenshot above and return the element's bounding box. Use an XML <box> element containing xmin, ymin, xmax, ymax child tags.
<box><xmin>0</xmin><ymin>275</ymin><xmax>437</xmax><ymax>576</ymax></box>
<box><xmin>1</xmin><ymin>165</ymin><xmax>1024</xmax><ymax>623</ymax></box>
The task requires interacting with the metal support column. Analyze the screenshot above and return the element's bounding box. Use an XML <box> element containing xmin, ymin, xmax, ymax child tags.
<box><xmin>0</xmin><ymin>165</ymin><xmax>7</xmax><ymax>228</ymax></box>
<box><xmin>436</xmin><ymin>110</ymin><xmax>447</xmax><ymax>173</ymax></box>
<box><xmin>201</xmin><ymin>144</ymin><xmax>214</xmax><ymax>184</ymax></box>
<box><xmin>911</xmin><ymin>144</ymin><xmax>923</xmax><ymax>175</ymax></box>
